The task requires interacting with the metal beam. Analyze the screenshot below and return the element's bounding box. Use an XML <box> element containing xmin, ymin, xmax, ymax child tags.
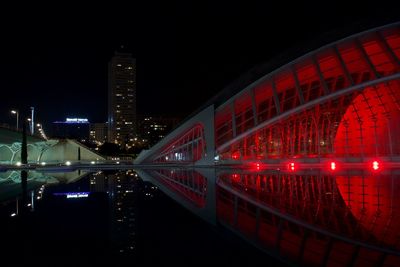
<box><xmin>217</xmin><ymin>73</ymin><xmax>400</xmax><ymax>152</ymax></box>
<box><xmin>231</xmin><ymin>102</ymin><xmax>237</xmax><ymax>138</ymax></box>
<box><xmin>321</xmin><ymin>238</ymin><xmax>334</xmax><ymax>266</ymax></box>
<box><xmin>233</xmin><ymin>195</ymin><xmax>238</xmax><ymax>226</ymax></box>
<box><xmin>215</xmin><ymin>22</ymin><xmax>400</xmax><ymax>113</ymax></box>
<box><xmin>377</xmin><ymin>31</ymin><xmax>400</xmax><ymax>67</ymax></box>
<box><xmin>355</xmin><ymin>38</ymin><xmax>380</xmax><ymax>78</ymax></box>
<box><xmin>271</xmin><ymin>80</ymin><xmax>281</xmax><ymax>115</ymax></box>
<box><xmin>292</xmin><ymin>67</ymin><xmax>305</xmax><ymax>104</ymax></box>
<box><xmin>333</xmin><ymin>45</ymin><xmax>355</xmax><ymax>85</ymax></box>
<box><xmin>250</xmin><ymin>88</ymin><xmax>258</xmax><ymax>126</ymax></box>
<box><xmin>312</xmin><ymin>55</ymin><xmax>330</xmax><ymax>95</ymax></box>
<box><xmin>255</xmin><ymin>207</ymin><xmax>261</xmax><ymax>239</ymax></box>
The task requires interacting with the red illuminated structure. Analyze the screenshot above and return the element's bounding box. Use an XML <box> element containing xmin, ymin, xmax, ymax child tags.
<box><xmin>217</xmin><ymin>170</ymin><xmax>400</xmax><ymax>267</ymax></box>
<box><xmin>135</xmin><ymin>22</ymin><xmax>400</xmax><ymax>168</ymax></box>
<box><xmin>138</xmin><ymin>168</ymin><xmax>400</xmax><ymax>266</ymax></box>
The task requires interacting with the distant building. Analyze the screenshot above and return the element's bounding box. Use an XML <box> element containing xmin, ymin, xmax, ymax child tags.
<box><xmin>108</xmin><ymin>50</ymin><xmax>136</xmax><ymax>148</ymax></box>
<box><xmin>90</xmin><ymin>122</ymin><xmax>108</xmax><ymax>144</ymax></box>
<box><xmin>52</xmin><ymin>118</ymin><xmax>90</xmax><ymax>141</ymax></box>
<box><xmin>137</xmin><ymin>116</ymin><xmax>181</xmax><ymax>146</ymax></box>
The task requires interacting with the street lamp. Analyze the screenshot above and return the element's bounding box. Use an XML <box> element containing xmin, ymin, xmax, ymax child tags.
<box><xmin>27</xmin><ymin>118</ymin><xmax>32</xmax><ymax>134</ymax></box>
<box><xmin>11</xmin><ymin>110</ymin><xmax>19</xmax><ymax>130</ymax></box>
<box><xmin>36</xmin><ymin>123</ymin><xmax>48</xmax><ymax>140</ymax></box>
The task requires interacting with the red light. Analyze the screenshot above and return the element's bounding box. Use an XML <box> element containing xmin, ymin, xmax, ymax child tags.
<box><xmin>231</xmin><ymin>151</ymin><xmax>240</xmax><ymax>160</ymax></box>
<box><xmin>231</xmin><ymin>174</ymin><xmax>240</xmax><ymax>182</ymax></box>
<box><xmin>372</xmin><ymin>161</ymin><xmax>379</xmax><ymax>170</ymax></box>
<box><xmin>330</xmin><ymin>162</ymin><xmax>336</xmax><ymax>170</ymax></box>
<box><xmin>289</xmin><ymin>162</ymin><xmax>295</xmax><ymax>171</ymax></box>
<box><xmin>251</xmin><ymin>162</ymin><xmax>263</xmax><ymax>171</ymax></box>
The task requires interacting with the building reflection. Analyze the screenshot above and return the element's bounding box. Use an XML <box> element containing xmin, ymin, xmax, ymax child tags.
<box><xmin>138</xmin><ymin>168</ymin><xmax>400</xmax><ymax>267</ymax></box>
<box><xmin>90</xmin><ymin>170</ymin><xmax>138</xmax><ymax>259</ymax></box>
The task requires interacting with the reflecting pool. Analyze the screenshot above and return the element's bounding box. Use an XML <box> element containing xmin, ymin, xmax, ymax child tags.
<box><xmin>1</xmin><ymin>167</ymin><xmax>399</xmax><ymax>266</ymax></box>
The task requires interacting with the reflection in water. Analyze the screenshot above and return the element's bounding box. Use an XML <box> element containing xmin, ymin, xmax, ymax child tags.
<box><xmin>137</xmin><ymin>168</ymin><xmax>216</xmax><ymax>225</ymax></box>
<box><xmin>1</xmin><ymin>168</ymin><xmax>400</xmax><ymax>266</ymax></box>
<box><xmin>143</xmin><ymin>169</ymin><xmax>207</xmax><ymax>208</ymax></box>
<box><xmin>336</xmin><ymin>174</ymin><xmax>400</xmax><ymax>248</ymax></box>
<box><xmin>106</xmin><ymin>170</ymin><xmax>138</xmax><ymax>257</ymax></box>
<box><xmin>139</xmin><ymin>168</ymin><xmax>400</xmax><ymax>267</ymax></box>
<box><xmin>0</xmin><ymin>170</ymin><xmax>140</xmax><ymax>265</ymax></box>
<box><xmin>90</xmin><ymin>170</ymin><xmax>138</xmax><ymax>258</ymax></box>
<box><xmin>0</xmin><ymin>170</ymin><xmax>88</xmax><ymax>201</ymax></box>
<box><xmin>20</xmin><ymin>170</ymin><xmax>28</xmax><ymax>216</ymax></box>
<box><xmin>0</xmin><ymin>169</ymin><xmax>88</xmax><ymax>217</ymax></box>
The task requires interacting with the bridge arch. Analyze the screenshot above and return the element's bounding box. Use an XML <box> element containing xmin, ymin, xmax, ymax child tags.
<box><xmin>135</xmin><ymin>22</ymin><xmax>400</xmax><ymax>165</ymax></box>
<box><xmin>214</xmin><ymin>22</ymin><xmax>400</xmax><ymax>163</ymax></box>
<box><xmin>0</xmin><ymin>145</ymin><xmax>13</xmax><ymax>163</ymax></box>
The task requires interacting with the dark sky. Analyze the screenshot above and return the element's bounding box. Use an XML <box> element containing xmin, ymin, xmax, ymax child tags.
<box><xmin>0</xmin><ymin>1</ymin><xmax>399</xmax><ymax>131</ymax></box>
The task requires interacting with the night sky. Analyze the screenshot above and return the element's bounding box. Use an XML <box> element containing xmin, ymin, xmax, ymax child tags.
<box><xmin>1</xmin><ymin>2</ymin><xmax>399</xmax><ymax>131</ymax></box>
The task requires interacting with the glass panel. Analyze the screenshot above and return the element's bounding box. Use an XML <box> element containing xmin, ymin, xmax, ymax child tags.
<box><xmin>254</xmin><ymin>80</ymin><xmax>277</xmax><ymax>123</ymax></box>
<box><xmin>234</xmin><ymin>92</ymin><xmax>254</xmax><ymax>135</ymax></box>
<box><xmin>215</xmin><ymin>105</ymin><xmax>233</xmax><ymax>146</ymax></box>
<box><xmin>316</xmin><ymin>49</ymin><xmax>350</xmax><ymax>92</ymax></box>
<box><xmin>295</xmin><ymin>60</ymin><xmax>325</xmax><ymax>101</ymax></box>
<box><xmin>338</xmin><ymin>41</ymin><xmax>372</xmax><ymax>84</ymax></box>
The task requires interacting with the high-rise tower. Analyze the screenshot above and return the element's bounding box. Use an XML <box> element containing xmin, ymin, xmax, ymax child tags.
<box><xmin>108</xmin><ymin>51</ymin><xmax>136</xmax><ymax>147</ymax></box>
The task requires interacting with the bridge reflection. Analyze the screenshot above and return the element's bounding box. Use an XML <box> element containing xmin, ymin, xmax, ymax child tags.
<box><xmin>138</xmin><ymin>168</ymin><xmax>400</xmax><ymax>267</ymax></box>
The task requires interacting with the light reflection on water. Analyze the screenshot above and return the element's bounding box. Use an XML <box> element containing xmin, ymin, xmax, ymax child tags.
<box><xmin>138</xmin><ymin>168</ymin><xmax>400</xmax><ymax>267</ymax></box>
<box><xmin>1</xmin><ymin>168</ymin><xmax>400</xmax><ymax>266</ymax></box>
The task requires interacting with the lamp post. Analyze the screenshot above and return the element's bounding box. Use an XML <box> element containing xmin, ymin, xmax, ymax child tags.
<box><xmin>30</xmin><ymin>107</ymin><xmax>34</xmax><ymax>135</ymax></box>
<box><xmin>27</xmin><ymin>118</ymin><xmax>32</xmax><ymax>135</ymax></box>
<box><xmin>11</xmin><ymin>110</ymin><xmax>19</xmax><ymax>130</ymax></box>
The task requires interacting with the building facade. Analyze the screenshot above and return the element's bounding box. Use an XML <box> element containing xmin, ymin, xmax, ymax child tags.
<box><xmin>52</xmin><ymin>118</ymin><xmax>90</xmax><ymax>141</ymax></box>
<box><xmin>108</xmin><ymin>51</ymin><xmax>136</xmax><ymax>148</ymax></box>
<box><xmin>135</xmin><ymin>22</ymin><xmax>400</xmax><ymax>167</ymax></box>
<box><xmin>89</xmin><ymin>122</ymin><xmax>108</xmax><ymax>144</ymax></box>
<box><xmin>137</xmin><ymin>116</ymin><xmax>181</xmax><ymax>146</ymax></box>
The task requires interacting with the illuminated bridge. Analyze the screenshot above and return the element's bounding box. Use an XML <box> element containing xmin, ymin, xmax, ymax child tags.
<box><xmin>0</xmin><ymin>127</ymin><xmax>104</xmax><ymax>165</ymax></box>
<box><xmin>135</xmin><ymin>22</ymin><xmax>400</xmax><ymax>169</ymax></box>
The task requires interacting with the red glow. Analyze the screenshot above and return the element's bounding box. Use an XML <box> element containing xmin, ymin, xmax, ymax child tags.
<box><xmin>330</xmin><ymin>162</ymin><xmax>336</xmax><ymax>170</ymax></box>
<box><xmin>334</xmin><ymin>86</ymin><xmax>400</xmax><ymax>158</ymax></box>
<box><xmin>289</xmin><ymin>162</ymin><xmax>295</xmax><ymax>171</ymax></box>
<box><xmin>250</xmin><ymin>162</ymin><xmax>263</xmax><ymax>171</ymax></box>
<box><xmin>372</xmin><ymin>161</ymin><xmax>379</xmax><ymax>170</ymax></box>
<box><xmin>231</xmin><ymin>174</ymin><xmax>241</xmax><ymax>182</ymax></box>
<box><xmin>232</xmin><ymin>151</ymin><xmax>240</xmax><ymax>160</ymax></box>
